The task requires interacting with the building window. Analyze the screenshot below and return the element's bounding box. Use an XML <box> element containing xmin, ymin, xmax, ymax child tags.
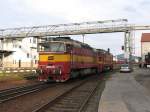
<box><xmin>13</xmin><ymin>60</ymin><xmax>16</xmax><ymax>64</ymax></box>
<box><xmin>35</xmin><ymin>60</ymin><xmax>37</xmax><ymax>64</ymax></box>
<box><xmin>30</xmin><ymin>39</ymin><xmax>32</xmax><ymax>43</ymax></box>
<box><xmin>13</xmin><ymin>44</ymin><xmax>17</xmax><ymax>48</ymax></box>
<box><xmin>27</xmin><ymin>53</ymin><xmax>30</xmax><ymax>58</ymax></box>
<box><xmin>19</xmin><ymin>45</ymin><xmax>21</xmax><ymax>48</ymax></box>
<box><xmin>33</xmin><ymin>38</ymin><xmax>36</xmax><ymax>44</ymax></box>
<box><xmin>34</xmin><ymin>56</ymin><xmax>36</xmax><ymax>59</ymax></box>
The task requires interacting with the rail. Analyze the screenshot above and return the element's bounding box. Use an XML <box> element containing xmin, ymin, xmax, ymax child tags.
<box><xmin>32</xmin><ymin>76</ymin><xmax>100</xmax><ymax>112</ymax></box>
<box><xmin>0</xmin><ymin>82</ymin><xmax>52</xmax><ymax>104</ymax></box>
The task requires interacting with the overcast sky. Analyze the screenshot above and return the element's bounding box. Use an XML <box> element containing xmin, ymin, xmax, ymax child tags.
<box><xmin>0</xmin><ymin>0</ymin><xmax>150</xmax><ymax>56</ymax></box>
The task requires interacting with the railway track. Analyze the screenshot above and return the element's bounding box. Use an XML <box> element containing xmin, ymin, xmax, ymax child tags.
<box><xmin>0</xmin><ymin>82</ymin><xmax>52</xmax><ymax>104</ymax></box>
<box><xmin>32</xmin><ymin>76</ymin><xmax>101</xmax><ymax>112</ymax></box>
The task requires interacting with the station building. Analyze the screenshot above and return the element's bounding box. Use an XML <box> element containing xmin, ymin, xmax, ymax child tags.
<box><xmin>141</xmin><ymin>33</ymin><xmax>150</xmax><ymax>63</ymax></box>
<box><xmin>0</xmin><ymin>37</ymin><xmax>38</xmax><ymax>69</ymax></box>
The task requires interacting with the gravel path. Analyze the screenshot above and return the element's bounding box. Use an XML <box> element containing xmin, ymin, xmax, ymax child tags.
<box><xmin>0</xmin><ymin>79</ymin><xmax>39</xmax><ymax>91</ymax></box>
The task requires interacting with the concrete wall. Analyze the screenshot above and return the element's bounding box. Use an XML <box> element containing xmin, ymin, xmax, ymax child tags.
<box><xmin>3</xmin><ymin>61</ymin><xmax>37</xmax><ymax>68</ymax></box>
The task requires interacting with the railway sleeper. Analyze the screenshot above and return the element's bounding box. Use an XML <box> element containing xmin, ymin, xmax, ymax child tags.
<box><xmin>34</xmin><ymin>78</ymin><xmax>100</xmax><ymax>112</ymax></box>
<box><xmin>48</xmin><ymin>107</ymin><xmax>78</xmax><ymax>112</ymax></box>
<box><xmin>61</xmin><ymin>99</ymin><xmax>85</xmax><ymax>102</ymax></box>
<box><xmin>62</xmin><ymin>95</ymin><xmax>87</xmax><ymax>99</ymax></box>
<box><xmin>56</xmin><ymin>100</ymin><xmax>82</xmax><ymax>104</ymax></box>
<box><xmin>52</xmin><ymin>104</ymin><xmax>79</xmax><ymax>109</ymax></box>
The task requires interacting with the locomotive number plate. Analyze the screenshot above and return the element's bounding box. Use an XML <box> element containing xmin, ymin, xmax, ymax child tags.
<box><xmin>48</xmin><ymin>56</ymin><xmax>54</xmax><ymax>60</ymax></box>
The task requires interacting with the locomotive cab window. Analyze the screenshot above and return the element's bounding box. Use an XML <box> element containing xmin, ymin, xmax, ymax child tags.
<box><xmin>66</xmin><ymin>44</ymin><xmax>73</xmax><ymax>52</ymax></box>
<box><xmin>38</xmin><ymin>42</ymin><xmax>66</xmax><ymax>52</ymax></box>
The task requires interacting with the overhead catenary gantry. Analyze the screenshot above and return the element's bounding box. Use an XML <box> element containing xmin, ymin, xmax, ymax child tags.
<box><xmin>0</xmin><ymin>19</ymin><xmax>129</xmax><ymax>38</ymax></box>
<box><xmin>1</xmin><ymin>18</ymin><xmax>150</xmax><ymax>62</ymax></box>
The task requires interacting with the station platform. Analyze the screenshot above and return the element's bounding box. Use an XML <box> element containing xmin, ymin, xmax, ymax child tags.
<box><xmin>98</xmin><ymin>70</ymin><xmax>150</xmax><ymax>112</ymax></box>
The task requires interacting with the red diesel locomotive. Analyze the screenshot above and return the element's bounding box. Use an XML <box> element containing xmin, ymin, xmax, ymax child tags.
<box><xmin>37</xmin><ymin>37</ymin><xmax>113</xmax><ymax>82</ymax></box>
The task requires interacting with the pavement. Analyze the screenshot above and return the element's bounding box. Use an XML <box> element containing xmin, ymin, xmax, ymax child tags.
<box><xmin>98</xmin><ymin>69</ymin><xmax>150</xmax><ymax>112</ymax></box>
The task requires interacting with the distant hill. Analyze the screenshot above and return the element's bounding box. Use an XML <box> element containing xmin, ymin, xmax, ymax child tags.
<box><xmin>116</xmin><ymin>54</ymin><xmax>139</xmax><ymax>61</ymax></box>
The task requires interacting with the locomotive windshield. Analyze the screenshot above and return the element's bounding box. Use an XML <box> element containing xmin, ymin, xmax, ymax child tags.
<box><xmin>38</xmin><ymin>42</ymin><xmax>65</xmax><ymax>52</ymax></box>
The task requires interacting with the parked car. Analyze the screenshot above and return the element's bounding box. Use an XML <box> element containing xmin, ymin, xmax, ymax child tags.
<box><xmin>120</xmin><ymin>64</ymin><xmax>133</xmax><ymax>72</ymax></box>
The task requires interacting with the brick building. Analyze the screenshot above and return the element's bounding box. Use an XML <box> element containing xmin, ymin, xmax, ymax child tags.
<box><xmin>141</xmin><ymin>33</ymin><xmax>150</xmax><ymax>63</ymax></box>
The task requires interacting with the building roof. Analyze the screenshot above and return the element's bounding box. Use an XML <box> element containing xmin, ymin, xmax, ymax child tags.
<box><xmin>141</xmin><ymin>33</ymin><xmax>150</xmax><ymax>42</ymax></box>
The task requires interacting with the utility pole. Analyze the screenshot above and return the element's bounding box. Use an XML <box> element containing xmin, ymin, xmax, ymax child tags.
<box><xmin>124</xmin><ymin>31</ymin><xmax>132</xmax><ymax>63</ymax></box>
<box><xmin>1</xmin><ymin>38</ymin><xmax>4</xmax><ymax>70</ymax></box>
<box><xmin>82</xmin><ymin>34</ymin><xmax>85</xmax><ymax>44</ymax></box>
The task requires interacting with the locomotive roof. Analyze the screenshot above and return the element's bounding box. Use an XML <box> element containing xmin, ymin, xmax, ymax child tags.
<box><xmin>96</xmin><ymin>49</ymin><xmax>107</xmax><ymax>53</ymax></box>
<box><xmin>40</xmin><ymin>37</ymin><xmax>93</xmax><ymax>49</ymax></box>
<box><xmin>96</xmin><ymin>49</ymin><xmax>113</xmax><ymax>55</ymax></box>
<box><xmin>39</xmin><ymin>37</ymin><xmax>112</xmax><ymax>55</ymax></box>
